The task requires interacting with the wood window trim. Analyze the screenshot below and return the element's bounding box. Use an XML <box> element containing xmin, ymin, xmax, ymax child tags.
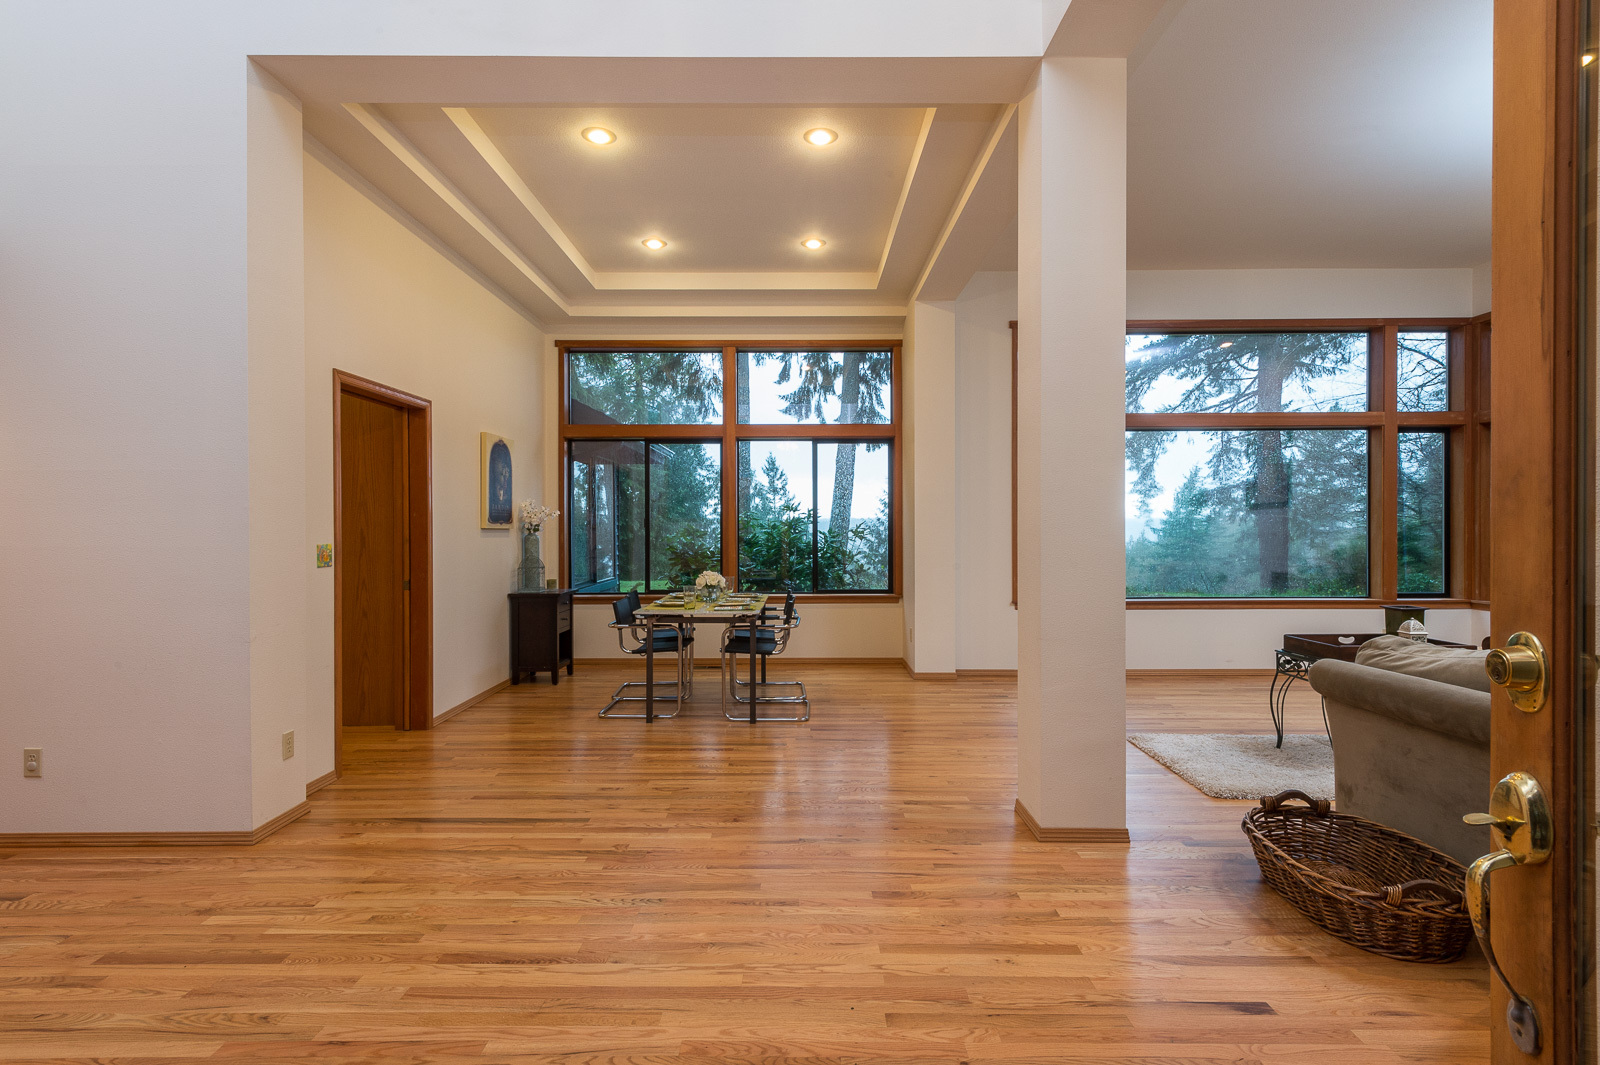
<box><xmin>1123</xmin><ymin>318</ymin><xmax>1488</xmax><ymax>608</ymax></box>
<box><xmin>556</xmin><ymin>342</ymin><xmax>903</xmax><ymax>597</ymax></box>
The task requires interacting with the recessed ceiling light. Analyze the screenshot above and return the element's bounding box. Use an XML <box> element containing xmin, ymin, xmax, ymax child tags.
<box><xmin>801</xmin><ymin>238</ymin><xmax>826</xmax><ymax>250</ymax></box>
<box><xmin>642</xmin><ymin>237</ymin><xmax>667</xmax><ymax>250</ymax></box>
<box><xmin>804</xmin><ymin>128</ymin><xmax>838</xmax><ymax>147</ymax></box>
<box><xmin>582</xmin><ymin>126</ymin><xmax>617</xmax><ymax>145</ymax></box>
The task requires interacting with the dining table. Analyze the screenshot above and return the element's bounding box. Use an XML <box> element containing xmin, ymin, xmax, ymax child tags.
<box><xmin>634</xmin><ymin>592</ymin><xmax>771</xmax><ymax>721</ymax></box>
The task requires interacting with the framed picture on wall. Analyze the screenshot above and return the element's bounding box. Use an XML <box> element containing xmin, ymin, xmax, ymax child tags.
<box><xmin>480</xmin><ymin>432</ymin><xmax>513</xmax><ymax>529</ymax></box>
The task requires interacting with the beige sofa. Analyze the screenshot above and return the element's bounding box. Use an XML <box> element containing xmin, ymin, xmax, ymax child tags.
<box><xmin>1308</xmin><ymin>636</ymin><xmax>1491</xmax><ymax>867</ymax></box>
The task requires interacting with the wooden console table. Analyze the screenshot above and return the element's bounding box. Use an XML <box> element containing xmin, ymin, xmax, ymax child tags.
<box><xmin>509</xmin><ymin>589</ymin><xmax>573</xmax><ymax>685</ymax></box>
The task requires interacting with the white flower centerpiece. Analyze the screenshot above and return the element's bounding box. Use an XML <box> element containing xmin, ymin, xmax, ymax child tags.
<box><xmin>694</xmin><ymin>569</ymin><xmax>727</xmax><ymax>603</ymax></box>
<box><xmin>517</xmin><ymin>501</ymin><xmax>559</xmax><ymax>591</ymax></box>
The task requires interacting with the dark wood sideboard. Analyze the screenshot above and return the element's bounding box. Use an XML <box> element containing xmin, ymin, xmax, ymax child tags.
<box><xmin>509</xmin><ymin>590</ymin><xmax>573</xmax><ymax>685</ymax></box>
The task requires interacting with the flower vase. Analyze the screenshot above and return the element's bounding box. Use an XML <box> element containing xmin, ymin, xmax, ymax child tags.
<box><xmin>519</xmin><ymin>528</ymin><xmax>545</xmax><ymax>591</ymax></box>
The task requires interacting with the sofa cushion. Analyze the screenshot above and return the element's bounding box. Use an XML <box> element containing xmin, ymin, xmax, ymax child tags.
<box><xmin>1354</xmin><ymin>634</ymin><xmax>1491</xmax><ymax>693</ymax></box>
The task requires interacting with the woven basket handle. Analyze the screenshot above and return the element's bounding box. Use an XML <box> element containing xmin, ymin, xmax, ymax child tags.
<box><xmin>1259</xmin><ymin>790</ymin><xmax>1332</xmax><ymax>815</ymax></box>
<box><xmin>1381</xmin><ymin>878</ymin><xmax>1464</xmax><ymax>905</ymax></box>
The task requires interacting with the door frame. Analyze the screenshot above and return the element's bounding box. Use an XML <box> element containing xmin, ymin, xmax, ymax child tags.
<box><xmin>332</xmin><ymin>369</ymin><xmax>434</xmax><ymax>774</ymax></box>
<box><xmin>1491</xmin><ymin>0</ymin><xmax>1585</xmax><ymax>1059</ymax></box>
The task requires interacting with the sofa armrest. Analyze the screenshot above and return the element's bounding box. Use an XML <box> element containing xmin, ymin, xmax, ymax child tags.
<box><xmin>1309</xmin><ymin>658</ymin><xmax>1489</xmax><ymax>745</ymax></box>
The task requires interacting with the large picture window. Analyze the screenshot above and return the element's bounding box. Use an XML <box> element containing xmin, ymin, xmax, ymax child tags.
<box><xmin>561</xmin><ymin>345</ymin><xmax>899</xmax><ymax>597</ymax></box>
<box><xmin>1125</xmin><ymin>320</ymin><xmax>1489</xmax><ymax>603</ymax></box>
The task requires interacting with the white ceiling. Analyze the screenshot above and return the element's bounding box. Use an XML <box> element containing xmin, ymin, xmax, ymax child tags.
<box><xmin>1128</xmin><ymin>0</ymin><xmax>1493</xmax><ymax>269</ymax></box>
<box><xmin>266</xmin><ymin>0</ymin><xmax>1492</xmax><ymax>329</ymax></box>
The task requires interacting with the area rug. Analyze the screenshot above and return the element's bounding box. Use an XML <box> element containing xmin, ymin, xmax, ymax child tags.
<box><xmin>1127</xmin><ymin>732</ymin><xmax>1334</xmax><ymax>801</ymax></box>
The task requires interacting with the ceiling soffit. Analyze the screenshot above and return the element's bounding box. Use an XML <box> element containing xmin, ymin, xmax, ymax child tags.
<box><xmin>301</xmin><ymin>92</ymin><xmax>1011</xmax><ymax>324</ymax></box>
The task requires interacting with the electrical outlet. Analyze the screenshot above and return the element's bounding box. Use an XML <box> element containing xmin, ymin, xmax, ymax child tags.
<box><xmin>23</xmin><ymin>748</ymin><xmax>41</xmax><ymax>778</ymax></box>
<box><xmin>281</xmin><ymin>731</ymin><xmax>294</xmax><ymax>760</ymax></box>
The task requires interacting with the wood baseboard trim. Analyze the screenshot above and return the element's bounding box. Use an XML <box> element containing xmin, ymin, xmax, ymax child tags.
<box><xmin>434</xmin><ymin>679</ymin><xmax>511</xmax><ymax>725</ymax></box>
<box><xmin>956</xmin><ymin>669</ymin><xmax>1018</xmax><ymax>678</ymax></box>
<box><xmin>305</xmin><ymin>770</ymin><xmax>338</xmax><ymax>796</ymax></box>
<box><xmin>0</xmin><ymin>801</ymin><xmax>311</xmax><ymax>849</ymax></box>
<box><xmin>1014</xmin><ymin>799</ymin><xmax>1131</xmax><ymax>843</ymax></box>
<box><xmin>1125</xmin><ymin>668</ymin><xmax>1277</xmax><ymax>680</ymax></box>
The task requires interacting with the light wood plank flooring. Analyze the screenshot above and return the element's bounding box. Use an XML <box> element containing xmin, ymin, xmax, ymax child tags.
<box><xmin>0</xmin><ymin>666</ymin><xmax>1486</xmax><ymax>1063</ymax></box>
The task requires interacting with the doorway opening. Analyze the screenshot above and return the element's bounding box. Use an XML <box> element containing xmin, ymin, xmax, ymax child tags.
<box><xmin>333</xmin><ymin>370</ymin><xmax>433</xmax><ymax>777</ymax></box>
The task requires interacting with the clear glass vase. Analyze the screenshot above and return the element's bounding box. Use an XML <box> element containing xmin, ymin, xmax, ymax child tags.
<box><xmin>518</xmin><ymin>528</ymin><xmax>545</xmax><ymax>591</ymax></box>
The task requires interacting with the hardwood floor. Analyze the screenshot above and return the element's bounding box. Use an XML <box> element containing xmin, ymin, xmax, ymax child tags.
<box><xmin>0</xmin><ymin>667</ymin><xmax>1486</xmax><ymax>1063</ymax></box>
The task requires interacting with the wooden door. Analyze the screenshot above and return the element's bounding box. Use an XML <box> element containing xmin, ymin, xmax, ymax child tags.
<box><xmin>338</xmin><ymin>391</ymin><xmax>409</xmax><ymax>728</ymax></box>
<box><xmin>1486</xmin><ymin>0</ymin><xmax>1588</xmax><ymax>1060</ymax></box>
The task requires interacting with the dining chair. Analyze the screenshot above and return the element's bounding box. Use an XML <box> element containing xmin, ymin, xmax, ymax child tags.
<box><xmin>599</xmin><ymin>595</ymin><xmax>694</xmax><ymax>718</ymax></box>
<box><xmin>720</xmin><ymin>592</ymin><xmax>808</xmax><ymax>721</ymax></box>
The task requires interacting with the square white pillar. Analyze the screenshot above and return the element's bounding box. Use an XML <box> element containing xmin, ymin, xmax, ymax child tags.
<box><xmin>1015</xmin><ymin>57</ymin><xmax>1128</xmax><ymax>839</ymax></box>
<box><xmin>904</xmin><ymin>299</ymin><xmax>959</xmax><ymax>676</ymax></box>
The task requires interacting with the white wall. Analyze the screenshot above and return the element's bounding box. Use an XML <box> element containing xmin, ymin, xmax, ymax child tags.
<box><xmin>954</xmin><ymin>272</ymin><xmax>1020</xmax><ymax>670</ymax></box>
<box><xmin>1128</xmin><ymin>267</ymin><xmax>1478</xmax><ymax>320</ymax></box>
<box><xmin>571</xmin><ymin>601</ymin><xmax>904</xmax><ymax>662</ymax></box>
<box><xmin>303</xmin><ymin>149</ymin><xmax>544</xmax><ymax>784</ymax></box>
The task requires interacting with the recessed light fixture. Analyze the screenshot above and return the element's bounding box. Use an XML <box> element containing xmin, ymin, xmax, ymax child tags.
<box><xmin>804</xmin><ymin>127</ymin><xmax>838</xmax><ymax>147</ymax></box>
<box><xmin>582</xmin><ymin>126</ymin><xmax>617</xmax><ymax>145</ymax></box>
<box><xmin>801</xmin><ymin>238</ymin><xmax>826</xmax><ymax>250</ymax></box>
<box><xmin>641</xmin><ymin>237</ymin><xmax>667</xmax><ymax>250</ymax></box>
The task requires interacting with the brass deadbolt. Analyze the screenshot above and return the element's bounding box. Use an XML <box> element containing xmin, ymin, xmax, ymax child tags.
<box><xmin>1484</xmin><ymin>631</ymin><xmax>1549</xmax><ymax>714</ymax></box>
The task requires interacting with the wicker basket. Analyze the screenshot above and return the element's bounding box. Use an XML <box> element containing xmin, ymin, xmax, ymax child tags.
<box><xmin>1242</xmin><ymin>790</ymin><xmax>1473</xmax><ymax>963</ymax></box>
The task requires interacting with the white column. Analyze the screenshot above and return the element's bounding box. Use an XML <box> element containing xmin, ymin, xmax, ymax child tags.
<box><xmin>1015</xmin><ymin>58</ymin><xmax>1128</xmax><ymax>837</ymax></box>
<box><xmin>904</xmin><ymin>298</ymin><xmax>958</xmax><ymax>676</ymax></box>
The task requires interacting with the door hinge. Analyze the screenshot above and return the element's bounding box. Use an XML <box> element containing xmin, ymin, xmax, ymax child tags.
<box><xmin>403</xmin><ymin>579</ymin><xmax>411</xmax><ymax>591</ymax></box>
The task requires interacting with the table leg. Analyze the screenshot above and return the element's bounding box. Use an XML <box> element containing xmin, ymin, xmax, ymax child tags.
<box><xmin>1269</xmin><ymin>671</ymin><xmax>1286</xmax><ymax>748</ymax></box>
<box><xmin>748</xmin><ymin>613</ymin><xmax>757</xmax><ymax>724</ymax></box>
<box><xmin>645</xmin><ymin>614</ymin><xmax>655</xmax><ymax>723</ymax></box>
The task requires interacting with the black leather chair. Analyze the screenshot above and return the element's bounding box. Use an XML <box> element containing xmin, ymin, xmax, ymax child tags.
<box><xmin>599</xmin><ymin>596</ymin><xmax>695</xmax><ymax>718</ymax></box>
<box><xmin>720</xmin><ymin>592</ymin><xmax>807</xmax><ymax>721</ymax></box>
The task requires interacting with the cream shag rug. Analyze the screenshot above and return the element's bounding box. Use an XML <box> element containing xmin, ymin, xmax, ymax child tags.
<box><xmin>1128</xmin><ymin>732</ymin><xmax>1334</xmax><ymax>801</ymax></box>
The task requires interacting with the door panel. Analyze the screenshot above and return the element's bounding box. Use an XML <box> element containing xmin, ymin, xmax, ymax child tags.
<box><xmin>1489</xmin><ymin>0</ymin><xmax>1586</xmax><ymax>1059</ymax></box>
<box><xmin>339</xmin><ymin>391</ymin><xmax>408</xmax><ymax>728</ymax></box>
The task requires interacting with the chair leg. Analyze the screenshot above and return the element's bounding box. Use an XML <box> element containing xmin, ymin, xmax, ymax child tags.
<box><xmin>724</xmin><ymin>654</ymin><xmax>810</xmax><ymax>722</ymax></box>
<box><xmin>599</xmin><ymin>648</ymin><xmax>690</xmax><ymax>718</ymax></box>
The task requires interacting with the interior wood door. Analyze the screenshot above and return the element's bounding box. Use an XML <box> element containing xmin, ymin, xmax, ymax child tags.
<box><xmin>1485</xmin><ymin>0</ymin><xmax>1587</xmax><ymax>1059</ymax></box>
<box><xmin>338</xmin><ymin>390</ymin><xmax>409</xmax><ymax>729</ymax></box>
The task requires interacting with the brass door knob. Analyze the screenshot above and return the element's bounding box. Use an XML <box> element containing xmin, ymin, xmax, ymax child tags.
<box><xmin>1484</xmin><ymin>632</ymin><xmax>1549</xmax><ymax>713</ymax></box>
<box><xmin>1463</xmin><ymin>771</ymin><xmax>1553</xmax><ymax>1055</ymax></box>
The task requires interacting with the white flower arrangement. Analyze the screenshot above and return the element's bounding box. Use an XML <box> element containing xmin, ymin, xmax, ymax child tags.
<box><xmin>694</xmin><ymin>570</ymin><xmax>727</xmax><ymax>590</ymax></box>
<box><xmin>519</xmin><ymin>500</ymin><xmax>559</xmax><ymax>534</ymax></box>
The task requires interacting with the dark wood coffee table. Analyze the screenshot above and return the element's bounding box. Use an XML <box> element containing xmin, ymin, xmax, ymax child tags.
<box><xmin>1271</xmin><ymin>632</ymin><xmax>1480</xmax><ymax>748</ymax></box>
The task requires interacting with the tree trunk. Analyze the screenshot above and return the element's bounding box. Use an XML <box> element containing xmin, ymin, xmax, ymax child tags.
<box><xmin>737</xmin><ymin>350</ymin><xmax>752</xmax><ymax>512</ymax></box>
<box><xmin>1253</xmin><ymin>340</ymin><xmax>1292</xmax><ymax>592</ymax></box>
<box><xmin>827</xmin><ymin>352</ymin><xmax>862</xmax><ymax>547</ymax></box>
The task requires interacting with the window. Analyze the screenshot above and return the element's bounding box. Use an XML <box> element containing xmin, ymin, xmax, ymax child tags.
<box><xmin>1125</xmin><ymin>322</ymin><xmax>1485</xmax><ymax>602</ymax></box>
<box><xmin>561</xmin><ymin>345</ymin><xmax>899</xmax><ymax>597</ymax></box>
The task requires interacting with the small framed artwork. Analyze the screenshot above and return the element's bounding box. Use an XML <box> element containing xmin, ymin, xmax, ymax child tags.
<box><xmin>480</xmin><ymin>433</ymin><xmax>514</xmax><ymax>529</ymax></box>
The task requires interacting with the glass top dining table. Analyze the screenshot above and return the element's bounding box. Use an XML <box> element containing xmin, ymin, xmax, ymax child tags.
<box><xmin>633</xmin><ymin>593</ymin><xmax>770</xmax><ymax>721</ymax></box>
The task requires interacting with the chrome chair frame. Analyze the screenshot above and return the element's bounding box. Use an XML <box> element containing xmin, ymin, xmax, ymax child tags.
<box><xmin>599</xmin><ymin>597</ymin><xmax>694</xmax><ymax>718</ymax></box>
<box><xmin>720</xmin><ymin>595</ymin><xmax>808</xmax><ymax>721</ymax></box>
